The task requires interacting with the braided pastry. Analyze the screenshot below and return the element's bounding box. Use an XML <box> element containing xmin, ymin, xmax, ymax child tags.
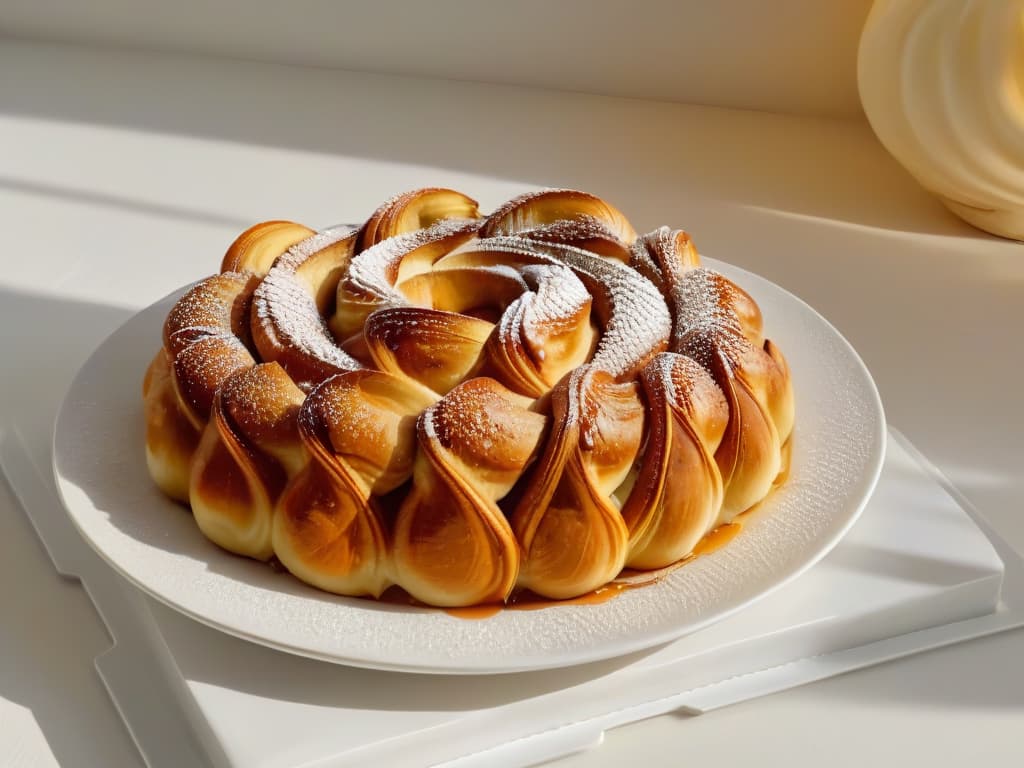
<box><xmin>143</xmin><ymin>188</ymin><xmax>794</xmax><ymax>607</ymax></box>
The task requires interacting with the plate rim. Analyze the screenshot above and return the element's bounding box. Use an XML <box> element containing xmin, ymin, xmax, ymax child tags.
<box><xmin>52</xmin><ymin>258</ymin><xmax>886</xmax><ymax>674</ymax></box>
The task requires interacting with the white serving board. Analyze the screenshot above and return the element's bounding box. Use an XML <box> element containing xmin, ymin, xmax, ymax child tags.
<box><xmin>51</xmin><ymin>261</ymin><xmax>886</xmax><ymax>674</ymax></box>
<box><xmin>3</xmin><ymin>429</ymin><xmax>1023</xmax><ymax>768</ymax></box>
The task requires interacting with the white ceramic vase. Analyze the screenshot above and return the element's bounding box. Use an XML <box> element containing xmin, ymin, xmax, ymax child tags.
<box><xmin>858</xmin><ymin>0</ymin><xmax>1024</xmax><ymax>240</ymax></box>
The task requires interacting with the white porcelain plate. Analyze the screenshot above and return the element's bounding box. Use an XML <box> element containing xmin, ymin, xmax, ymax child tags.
<box><xmin>53</xmin><ymin>259</ymin><xmax>885</xmax><ymax>674</ymax></box>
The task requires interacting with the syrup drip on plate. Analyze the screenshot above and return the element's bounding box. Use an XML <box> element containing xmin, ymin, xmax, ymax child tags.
<box><xmin>444</xmin><ymin>519</ymin><xmax>744</xmax><ymax>620</ymax></box>
<box><xmin>442</xmin><ymin>435</ymin><xmax>794</xmax><ymax>620</ymax></box>
<box><xmin>334</xmin><ymin>436</ymin><xmax>791</xmax><ymax>619</ymax></box>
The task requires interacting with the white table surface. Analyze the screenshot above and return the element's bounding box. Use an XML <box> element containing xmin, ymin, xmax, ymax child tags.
<box><xmin>1</xmin><ymin>38</ymin><xmax>1022</xmax><ymax>767</ymax></box>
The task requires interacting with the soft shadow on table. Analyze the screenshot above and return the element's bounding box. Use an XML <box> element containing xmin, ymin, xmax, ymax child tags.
<box><xmin>823</xmin><ymin>541</ymin><xmax>1000</xmax><ymax>588</ymax></box>
<box><xmin>799</xmin><ymin>455</ymin><xmax>1024</xmax><ymax>712</ymax></box>
<box><xmin>0</xmin><ymin>287</ymin><xmax>132</xmax><ymax>485</ymax></box>
<box><xmin>834</xmin><ymin>628</ymin><xmax>1024</xmax><ymax>711</ymax></box>
<box><xmin>698</xmin><ymin>626</ymin><xmax>1024</xmax><ymax>718</ymax></box>
<box><xmin>0</xmin><ymin>175</ymin><xmax>253</xmax><ymax>230</ymax></box>
<box><xmin>0</xmin><ymin>288</ymin><xmax>138</xmax><ymax>768</ymax></box>
<box><xmin>1</xmin><ymin>39</ymin><xmax>980</xmax><ymax>239</ymax></box>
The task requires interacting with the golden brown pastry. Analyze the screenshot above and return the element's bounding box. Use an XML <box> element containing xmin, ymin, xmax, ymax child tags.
<box><xmin>143</xmin><ymin>188</ymin><xmax>794</xmax><ymax>607</ymax></box>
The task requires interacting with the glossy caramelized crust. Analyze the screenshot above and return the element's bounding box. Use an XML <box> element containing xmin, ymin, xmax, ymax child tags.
<box><xmin>250</xmin><ymin>225</ymin><xmax>362</xmax><ymax>388</ymax></box>
<box><xmin>191</xmin><ymin>363</ymin><xmax>305</xmax><ymax>559</ymax></box>
<box><xmin>511</xmin><ymin>367</ymin><xmax>641</xmax><ymax>598</ymax></box>
<box><xmin>394</xmin><ymin>378</ymin><xmax>546</xmax><ymax>606</ymax></box>
<box><xmin>143</xmin><ymin>272</ymin><xmax>259</xmax><ymax>501</ymax></box>
<box><xmin>143</xmin><ymin>188</ymin><xmax>794</xmax><ymax>606</ymax></box>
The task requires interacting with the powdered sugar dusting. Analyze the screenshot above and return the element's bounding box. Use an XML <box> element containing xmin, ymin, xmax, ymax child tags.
<box><xmin>519</xmin><ymin>264</ymin><xmax>589</xmax><ymax>329</ymax></box>
<box><xmin>446</xmin><ymin>236</ymin><xmax>670</xmax><ymax>377</ymax></box>
<box><xmin>420</xmin><ymin>380</ymin><xmax>543</xmax><ymax>479</ymax></box>
<box><xmin>253</xmin><ymin>226</ymin><xmax>362</xmax><ymax>379</ymax></box>
<box><xmin>479</xmin><ymin>188</ymin><xmax>634</xmax><ymax>244</ymax></box>
<box><xmin>287</xmin><ymin>224</ymin><xmax>357</xmax><ymax>262</ymax></box>
<box><xmin>644</xmin><ymin>352</ymin><xmax>681</xmax><ymax>404</ymax></box>
<box><xmin>644</xmin><ymin>351</ymin><xmax>725</xmax><ymax>416</ymax></box>
<box><xmin>443</xmin><ymin>236</ymin><xmax>551</xmax><ymax>269</ymax></box>
<box><xmin>345</xmin><ymin>219</ymin><xmax>479</xmax><ymax>308</ymax></box>
<box><xmin>670</xmin><ymin>268</ymin><xmax>747</xmax><ymax>371</ymax></box>
<box><xmin>164</xmin><ymin>272</ymin><xmax>256</xmax><ymax>354</ymax></box>
<box><xmin>515</xmin><ymin>214</ymin><xmax>629</xmax><ymax>258</ymax></box>
<box><xmin>428</xmin><ymin>383</ymin><xmax>502</xmax><ymax>451</ymax></box>
<box><xmin>517</xmin><ymin>239</ymin><xmax>670</xmax><ymax>377</ymax></box>
<box><xmin>632</xmin><ymin>227</ymin><xmax>702</xmax><ymax>298</ymax></box>
<box><xmin>628</xmin><ymin>239</ymin><xmax>665</xmax><ymax>292</ymax></box>
<box><xmin>479</xmin><ymin>188</ymin><xmax>581</xmax><ymax>236</ymax></box>
<box><xmin>172</xmin><ymin>334</ymin><xmax>254</xmax><ymax>416</ymax></box>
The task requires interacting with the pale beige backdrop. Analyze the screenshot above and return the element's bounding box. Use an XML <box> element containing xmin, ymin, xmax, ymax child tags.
<box><xmin>0</xmin><ymin>0</ymin><xmax>873</xmax><ymax>117</ymax></box>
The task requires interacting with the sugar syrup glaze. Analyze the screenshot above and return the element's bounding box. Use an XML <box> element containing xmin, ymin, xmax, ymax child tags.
<box><xmin>443</xmin><ymin>521</ymin><xmax>744</xmax><ymax>619</ymax></box>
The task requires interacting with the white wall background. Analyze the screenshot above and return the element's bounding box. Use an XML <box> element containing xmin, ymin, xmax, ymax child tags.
<box><xmin>0</xmin><ymin>0</ymin><xmax>872</xmax><ymax>118</ymax></box>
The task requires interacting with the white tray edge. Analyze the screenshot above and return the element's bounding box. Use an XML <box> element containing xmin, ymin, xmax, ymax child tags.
<box><xmin>0</xmin><ymin>427</ymin><xmax>217</xmax><ymax>768</ymax></box>
<box><xmin>3</xmin><ymin>427</ymin><xmax>1022</xmax><ymax>768</ymax></box>
<box><xmin>442</xmin><ymin>428</ymin><xmax>1024</xmax><ymax>767</ymax></box>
